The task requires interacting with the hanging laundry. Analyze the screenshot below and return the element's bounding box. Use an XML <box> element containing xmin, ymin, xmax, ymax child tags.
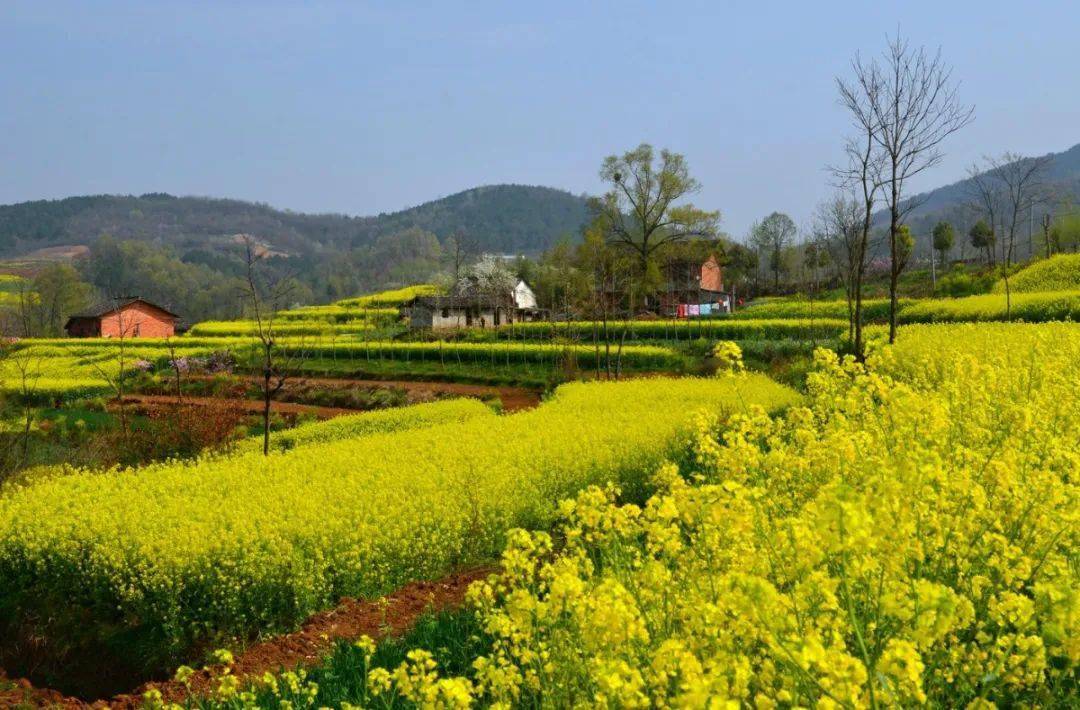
<box><xmin>688</xmin><ymin>304</ymin><xmax>700</xmax><ymax>316</ymax></box>
<box><xmin>700</xmin><ymin>303</ymin><xmax>712</xmax><ymax>316</ymax></box>
<box><xmin>677</xmin><ymin>304</ymin><xmax>688</xmax><ymax>318</ymax></box>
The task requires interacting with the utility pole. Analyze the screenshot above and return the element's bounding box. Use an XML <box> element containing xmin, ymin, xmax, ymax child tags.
<box><xmin>930</xmin><ymin>230</ymin><xmax>937</xmax><ymax>291</ymax></box>
<box><xmin>1042</xmin><ymin>214</ymin><xmax>1052</xmax><ymax>259</ymax></box>
<box><xmin>1029</xmin><ymin>206</ymin><xmax>1034</xmax><ymax>259</ymax></box>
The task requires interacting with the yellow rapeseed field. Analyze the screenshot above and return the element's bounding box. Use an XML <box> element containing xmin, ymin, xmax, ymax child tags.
<box><xmin>0</xmin><ymin>374</ymin><xmax>798</xmax><ymax>666</ymax></box>
<box><xmin>341</xmin><ymin>324</ymin><xmax>1079</xmax><ymax>708</ymax></box>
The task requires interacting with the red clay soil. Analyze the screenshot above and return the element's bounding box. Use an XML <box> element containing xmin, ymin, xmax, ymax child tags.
<box><xmin>0</xmin><ymin>567</ymin><xmax>491</xmax><ymax>709</ymax></box>
<box><xmin>119</xmin><ymin>393</ymin><xmax>360</xmax><ymax>420</ymax></box>
<box><xmin>192</xmin><ymin>374</ymin><xmax>543</xmax><ymax>413</ymax></box>
<box><xmin>288</xmin><ymin>376</ymin><xmax>542</xmax><ymax>412</ymax></box>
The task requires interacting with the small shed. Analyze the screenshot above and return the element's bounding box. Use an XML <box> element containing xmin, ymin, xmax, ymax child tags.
<box><xmin>64</xmin><ymin>297</ymin><xmax>180</xmax><ymax>338</ymax></box>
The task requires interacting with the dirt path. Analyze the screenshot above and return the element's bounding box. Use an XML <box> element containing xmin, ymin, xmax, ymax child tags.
<box><xmin>191</xmin><ymin>374</ymin><xmax>543</xmax><ymax>412</ymax></box>
<box><xmin>0</xmin><ymin>568</ymin><xmax>491</xmax><ymax>709</ymax></box>
<box><xmin>120</xmin><ymin>393</ymin><xmax>359</xmax><ymax>419</ymax></box>
<box><xmin>288</xmin><ymin>375</ymin><xmax>542</xmax><ymax>412</ymax></box>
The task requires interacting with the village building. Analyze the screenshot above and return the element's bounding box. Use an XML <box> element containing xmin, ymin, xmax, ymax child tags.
<box><xmin>658</xmin><ymin>254</ymin><xmax>731</xmax><ymax>316</ymax></box>
<box><xmin>406</xmin><ymin>280</ymin><xmax>544</xmax><ymax>329</ymax></box>
<box><xmin>64</xmin><ymin>297</ymin><xmax>179</xmax><ymax>338</ymax></box>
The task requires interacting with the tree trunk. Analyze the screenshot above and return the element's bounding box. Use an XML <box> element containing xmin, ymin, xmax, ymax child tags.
<box><xmin>262</xmin><ymin>344</ymin><xmax>272</xmax><ymax>457</ymax></box>
<box><xmin>888</xmin><ymin>192</ymin><xmax>900</xmax><ymax>345</ymax></box>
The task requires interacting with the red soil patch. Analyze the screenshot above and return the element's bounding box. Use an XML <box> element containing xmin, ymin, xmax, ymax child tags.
<box><xmin>278</xmin><ymin>376</ymin><xmax>542</xmax><ymax>413</ymax></box>
<box><xmin>21</xmin><ymin>244</ymin><xmax>92</xmax><ymax>260</ymax></box>
<box><xmin>0</xmin><ymin>567</ymin><xmax>491</xmax><ymax>709</ymax></box>
<box><xmin>119</xmin><ymin>393</ymin><xmax>358</xmax><ymax>420</ymax></box>
<box><xmin>191</xmin><ymin>374</ymin><xmax>543</xmax><ymax>413</ymax></box>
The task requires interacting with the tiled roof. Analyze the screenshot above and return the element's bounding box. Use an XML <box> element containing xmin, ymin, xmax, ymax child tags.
<box><xmin>68</xmin><ymin>297</ymin><xmax>179</xmax><ymax>319</ymax></box>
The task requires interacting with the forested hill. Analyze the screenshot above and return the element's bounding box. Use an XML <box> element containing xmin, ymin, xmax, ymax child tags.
<box><xmin>881</xmin><ymin>142</ymin><xmax>1080</xmax><ymax>236</ymax></box>
<box><xmin>0</xmin><ymin>184</ymin><xmax>590</xmax><ymax>258</ymax></box>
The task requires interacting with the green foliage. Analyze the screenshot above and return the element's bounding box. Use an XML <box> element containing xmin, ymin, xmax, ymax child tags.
<box><xmin>969</xmin><ymin>219</ymin><xmax>995</xmax><ymax>252</ymax></box>
<box><xmin>932</xmin><ymin>220</ymin><xmax>955</xmax><ymax>254</ymax></box>
<box><xmin>0</xmin><ymin>187</ymin><xmax>588</xmax><ymax>258</ymax></box>
<box><xmin>595</xmin><ymin>144</ymin><xmax>719</xmax><ymax>282</ymax></box>
<box><xmin>749</xmin><ymin>212</ymin><xmax>797</xmax><ymax>289</ymax></box>
<box><xmin>935</xmin><ymin>264</ymin><xmax>998</xmax><ymax>297</ymax></box>
<box><xmin>80</xmin><ymin>235</ymin><xmax>254</xmax><ymax>324</ymax></box>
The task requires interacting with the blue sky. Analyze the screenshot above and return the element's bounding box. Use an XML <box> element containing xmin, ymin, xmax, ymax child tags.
<box><xmin>2</xmin><ymin>1</ymin><xmax>1078</xmax><ymax>236</ymax></box>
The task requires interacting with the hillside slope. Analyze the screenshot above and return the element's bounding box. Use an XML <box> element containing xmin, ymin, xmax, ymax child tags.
<box><xmin>880</xmin><ymin>143</ymin><xmax>1080</xmax><ymax>238</ymax></box>
<box><xmin>0</xmin><ymin>185</ymin><xmax>590</xmax><ymax>258</ymax></box>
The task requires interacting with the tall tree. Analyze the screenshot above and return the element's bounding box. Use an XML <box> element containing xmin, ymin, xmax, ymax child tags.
<box><xmin>835</xmin><ymin>55</ymin><xmax>888</xmax><ymax>361</ymax></box>
<box><xmin>18</xmin><ymin>263</ymin><xmax>92</xmax><ymax>337</ymax></box>
<box><xmin>863</xmin><ymin>33</ymin><xmax>974</xmax><ymax>343</ymax></box>
<box><xmin>932</xmin><ymin>221</ymin><xmax>955</xmax><ymax>266</ymax></box>
<box><xmin>594</xmin><ymin>144</ymin><xmax>719</xmax><ymax>310</ymax></box>
<box><xmin>817</xmin><ymin>194</ymin><xmax>866</xmax><ymax>345</ymax></box>
<box><xmin>441</xmin><ymin>230</ymin><xmax>476</xmax><ymax>287</ymax></box>
<box><xmin>749</xmin><ymin>212</ymin><xmax>797</xmax><ymax>290</ymax></box>
<box><xmin>968</xmin><ymin>220</ymin><xmax>995</xmax><ymax>265</ymax></box>
<box><xmin>241</xmin><ymin>237</ymin><xmax>303</xmax><ymax>457</ymax></box>
<box><xmin>931</xmin><ymin>220</ymin><xmax>955</xmax><ymax>289</ymax></box>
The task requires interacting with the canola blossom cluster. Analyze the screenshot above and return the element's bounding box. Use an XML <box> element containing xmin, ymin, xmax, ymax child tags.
<box><xmin>994</xmin><ymin>253</ymin><xmax>1080</xmax><ymax>294</ymax></box>
<box><xmin>732</xmin><ymin>297</ymin><xmax>903</xmax><ymax>323</ymax></box>
<box><xmin>0</xmin><ymin>337</ymin><xmax>243</xmax><ymax>398</ymax></box>
<box><xmin>733</xmin><ymin>289</ymin><xmax>1080</xmax><ymax>325</ymax></box>
<box><xmin>898</xmin><ymin>289</ymin><xmax>1080</xmax><ymax>323</ymax></box>
<box><xmin>0</xmin><ymin>375</ymin><xmax>798</xmax><ymax>667</ymax></box>
<box><xmin>229</xmin><ymin>397</ymin><xmax>495</xmax><ymax>454</ymax></box>
<box><xmin>334</xmin><ymin>284</ymin><xmax>439</xmax><ymax>308</ymax></box>
<box><xmin>186</xmin><ymin>321</ymin><xmax>378</xmax><ymax>338</ymax></box>
<box><xmin>355</xmin><ymin>323</ymin><xmax>1079</xmax><ymax>708</ymax></box>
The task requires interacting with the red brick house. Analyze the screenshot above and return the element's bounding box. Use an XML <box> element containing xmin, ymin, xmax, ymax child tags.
<box><xmin>64</xmin><ymin>298</ymin><xmax>179</xmax><ymax>338</ymax></box>
<box><xmin>659</xmin><ymin>254</ymin><xmax>728</xmax><ymax>314</ymax></box>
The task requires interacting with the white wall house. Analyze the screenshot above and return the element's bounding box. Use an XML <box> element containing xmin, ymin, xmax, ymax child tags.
<box><xmin>513</xmin><ymin>280</ymin><xmax>537</xmax><ymax>309</ymax></box>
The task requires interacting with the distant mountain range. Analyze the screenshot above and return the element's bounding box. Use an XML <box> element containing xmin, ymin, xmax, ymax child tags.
<box><xmin>879</xmin><ymin>142</ymin><xmax>1080</xmax><ymax>238</ymax></box>
<box><xmin>3</xmin><ymin>141</ymin><xmax>1078</xmax><ymax>274</ymax></box>
<box><xmin>0</xmin><ymin>184</ymin><xmax>591</xmax><ymax>260</ymax></box>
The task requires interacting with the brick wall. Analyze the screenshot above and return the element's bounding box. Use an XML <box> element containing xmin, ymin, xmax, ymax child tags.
<box><xmin>99</xmin><ymin>302</ymin><xmax>176</xmax><ymax>338</ymax></box>
<box><xmin>700</xmin><ymin>255</ymin><xmax>724</xmax><ymax>292</ymax></box>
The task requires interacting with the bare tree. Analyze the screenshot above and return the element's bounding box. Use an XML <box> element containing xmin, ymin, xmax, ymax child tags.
<box><xmin>834</xmin><ymin>60</ymin><xmax>888</xmax><ymax>360</ymax></box>
<box><xmin>242</xmin><ymin>237</ymin><xmax>301</xmax><ymax>456</ymax></box>
<box><xmin>443</xmin><ymin>230</ymin><xmax>477</xmax><ymax>288</ymax></box>
<box><xmin>10</xmin><ymin>348</ymin><xmax>42</xmax><ymax>468</ymax></box>
<box><xmin>165</xmin><ymin>336</ymin><xmax>184</xmax><ymax>404</ymax></box>
<box><xmin>85</xmin><ymin>298</ymin><xmax>133</xmax><ymax>438</ymax></box>
<box><xmin>967</xmin><ymin>164</ymin><xmax>1004</xmax><ymax>267</ymax></box>
<box><xmin>816</xmin><ymin>194</ymin><xmax>866</xmax><ymax>345</ymax></box>
<box><xmin>865</xmin><ymin>33</ymin><xmax>974</xmax><ymax>343</ymax></box>
<box><xmin>0</xmin><ymin>340</ymin><xmax>44</xmax><ymax>478</ymax></box>
<box><xmin>971</xmin><ymin>153</ymin><xmax>1052</xmax><ymax>318</ymax></box>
